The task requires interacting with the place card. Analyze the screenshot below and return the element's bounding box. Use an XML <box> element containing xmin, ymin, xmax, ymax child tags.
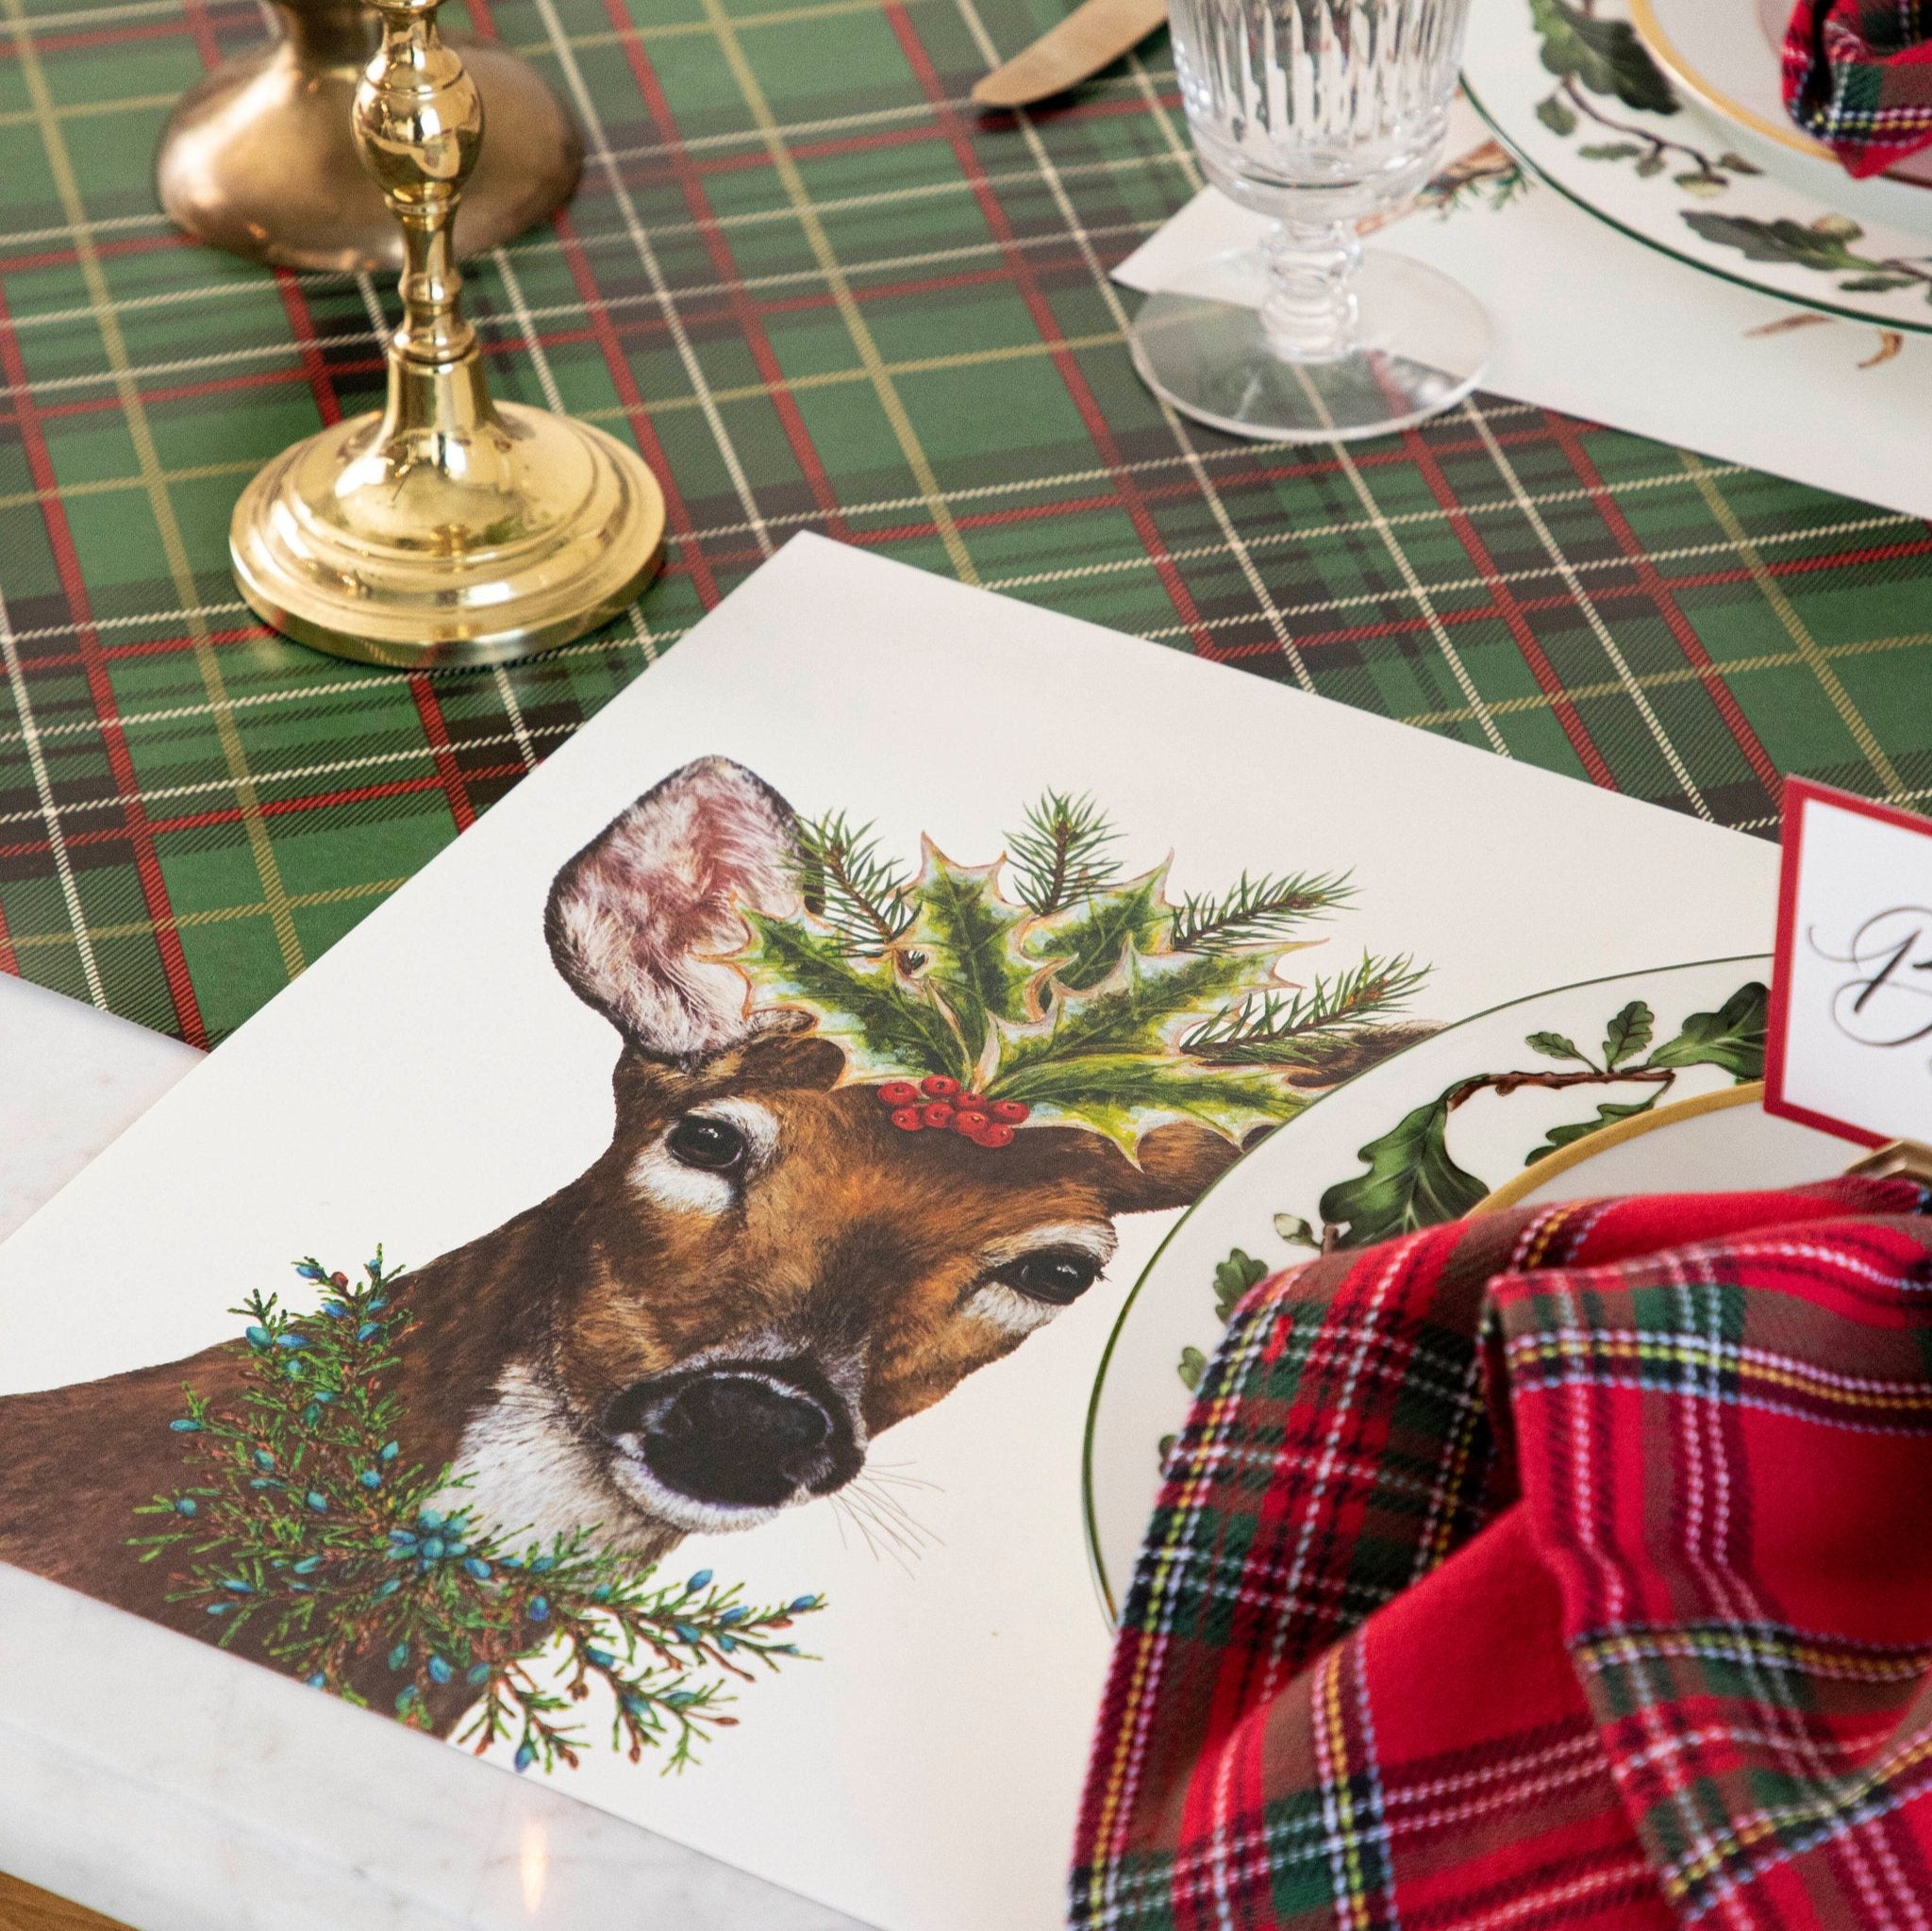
<box><xmin>1765</xmin><ymin>779</ymin><xmax>1932</xmax><ymax>1150</ymax></box>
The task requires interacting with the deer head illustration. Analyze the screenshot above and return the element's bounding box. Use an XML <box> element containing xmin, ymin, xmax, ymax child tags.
<box><xmin>437</xmin><ymin>757</ymin><xmax>1424</xmax><ymax>1557</ymax></box>
<box><xmin>0</xmin><ymin>756</ymin><xmax>1424</xmax><ymax>1656</ymax></box>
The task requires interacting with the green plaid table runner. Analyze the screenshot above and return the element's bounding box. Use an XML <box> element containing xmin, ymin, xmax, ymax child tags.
<box><xmin>3</xmin><ymin>0</ymin><xmax>1930</xmax><ymax>1045</ymax></box>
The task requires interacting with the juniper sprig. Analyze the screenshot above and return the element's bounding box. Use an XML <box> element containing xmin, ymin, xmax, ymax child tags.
<box><xmin>133</xmin><ymin>1257</ymin><xmax>821</xmax><ymax>1775</ymax></box>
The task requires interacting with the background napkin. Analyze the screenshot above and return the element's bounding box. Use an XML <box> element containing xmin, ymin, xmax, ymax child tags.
<box><xmin>1785</xmin><ymin>0</ymin><xmax>1932</xmax><ymax>178</ymax></box>
<box><xmin>1075</xmin><ymin>1179</ymin><xmax>1932</xmax><ymax>1931</ymax></box>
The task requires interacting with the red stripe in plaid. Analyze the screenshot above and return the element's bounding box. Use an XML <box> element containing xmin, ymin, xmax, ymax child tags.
<box><xmin>1074</xmin><ymin>1181</ymin><xmax>1932</xmax><ymax>1930</ymax></box>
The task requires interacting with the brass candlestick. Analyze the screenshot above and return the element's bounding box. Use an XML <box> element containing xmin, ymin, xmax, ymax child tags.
<box><xmin>229</xmin><ymin>0</ymin><xmax>665</xmax><ymax>668</ymax></box>
<box><xmin>156</xmin><ymin>0</ymin><xmax>581</xmax><ymax>273</ymax></box>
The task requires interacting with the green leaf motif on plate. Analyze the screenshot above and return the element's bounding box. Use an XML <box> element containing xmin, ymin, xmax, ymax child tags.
<box><xmin>1526</xmin><ymin>1029</ymin><xmax>1588</xmax><ymax>1064</ymax></box>
<box><xmin>1212</xmin><ymin>1247</ymin><xmax>1272</xmax><ymax>1323</ymax></box>
<box><xmin>1525</xmin><ymin>1096</ymin><xmax>1659</xmax><ymax>1165</ymax></box>
<box><xmin>1603</xmin><ymin>999</ymin><xmax>1654</xmax><ymax>1069</ymax></box>
<box><xmin>1529</xmin><ymin>0</ymin><xmax>1676</xmax><ymax>114</ymax></box>
<box><xmin>1316</xmin><ymin>1091</ymin><xmax>1490</xmax><ymax>1250</ymax></box>
<box><xmin>1645</xmin><ymin>981</ymin><xmax>1768</xmax><ymax>1078</ymax></box>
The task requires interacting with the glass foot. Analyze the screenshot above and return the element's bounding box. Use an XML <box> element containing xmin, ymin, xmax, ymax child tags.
<box><xmin>1128</xmin><ymin>247</ymin><xmax>1491</xmax><ymax>444</ymax></box>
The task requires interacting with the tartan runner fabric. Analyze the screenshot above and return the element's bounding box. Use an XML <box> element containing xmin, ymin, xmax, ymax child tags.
<box><xmin>6</xmin><ymin>0</ymin><xmax>1932</xmax><ymax>1046</ymax></box>
<box><xmin>1073</xmin><ymin>1179</ymin><xmax>1932</xmax><ymax>1931</ymax></box>
<box><xmin>1785</xmin><ymin>0</ymin><xmax>1932</xmax><ymax>177</ymax></box>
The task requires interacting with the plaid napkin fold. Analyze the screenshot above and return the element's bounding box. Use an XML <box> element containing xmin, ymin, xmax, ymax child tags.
<box><xmin>1784</xmin><ymin>1</ymin><xmax>1932</xmax><ymax>177</ymax></box>
<box><xmin>1072</xmin><ymin>1179</ymin><xmax>1932</xmax><ymax>1931</ymax></box>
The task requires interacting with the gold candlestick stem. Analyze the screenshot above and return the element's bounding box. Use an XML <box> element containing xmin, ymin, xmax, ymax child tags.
<box><xmin>156</xmin><ymin>0</ymin><xmax>581</xmax><ymax>273</ymax></box>
<box><xmin>229</xmin><ymin>0</ymin><xmax>665</xmax><ymax>669</ymax></box>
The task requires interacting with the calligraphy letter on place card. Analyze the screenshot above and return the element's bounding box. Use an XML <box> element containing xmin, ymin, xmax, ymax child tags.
<box><xmin>1766</xmin><ymin>778</ymin><xmax>1932</xmax><ymax>1150</ymax></box>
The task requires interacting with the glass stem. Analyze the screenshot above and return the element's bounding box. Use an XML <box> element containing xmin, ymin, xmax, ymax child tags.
<box><xmin>1259</xmin><ymin>218</ymin><xmax>1363</xmax><ymax>364</ymax></box>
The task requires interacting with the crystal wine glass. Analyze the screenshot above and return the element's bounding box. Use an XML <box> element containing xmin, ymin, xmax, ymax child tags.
<box><xmin>1130</xmin><ymin>0</ymin><xmax>1490</xmax><ymax>442</ymax></box>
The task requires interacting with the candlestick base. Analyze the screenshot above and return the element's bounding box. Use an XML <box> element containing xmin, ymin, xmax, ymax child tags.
<box><xmin>157</xmin><ymin>13</ymin><xmax>580</xmax><ymax>272</ymax></box>
<box><xmin>230</xmin><ymin>403</ymin><xmax>666</xmax><ymax>669</ymax></box>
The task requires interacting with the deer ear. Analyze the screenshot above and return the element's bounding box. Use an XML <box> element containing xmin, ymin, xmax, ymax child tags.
<box><xmin>544</xmin><ymin>757</ymin><xmax>803</xmax><ymax>1060</ymax></box>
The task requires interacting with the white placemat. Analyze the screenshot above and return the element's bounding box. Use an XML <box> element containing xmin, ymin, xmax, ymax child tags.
<box><xmin>1114</xmin><ymin>124</ymin><xmax>1932</xmax><ymax>524</ymax></box>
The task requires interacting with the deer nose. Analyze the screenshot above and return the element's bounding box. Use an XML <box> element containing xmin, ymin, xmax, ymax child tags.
<box><xmin>610</xmin><ymin>1365</ymin><xmax>847</xmax><ymax>1509</ymax></box>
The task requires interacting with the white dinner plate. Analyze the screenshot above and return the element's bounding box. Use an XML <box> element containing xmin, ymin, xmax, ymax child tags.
<box><xmin>1462</xmin><ymin>0</ymin><xmax>1932</xmax><ymax>333</ymax></box>
<box><xmin>1474</xmin><ymin>1077</ymin><xmax>1844</xmax><ymax>1212</ymax></box>
<box><xmin>1079</xmin><ymin>954</ymin><xmax>1855</xmax><ymax>1622</ymax></box>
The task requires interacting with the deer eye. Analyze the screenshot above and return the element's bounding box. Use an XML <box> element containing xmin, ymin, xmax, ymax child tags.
<box><xmin>666</xmin><ymin>1115</ymin><xmax>748</xmax><ymax>1173</ymax></box>
<box><xmin>991</xmin><ymin>1250</ymin><xmax>1101</xmax><ymax>1306</ymax></box>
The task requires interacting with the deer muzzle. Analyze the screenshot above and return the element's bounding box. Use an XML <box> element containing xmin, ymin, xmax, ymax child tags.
<box><xmin>603</xmin><ymin>1360</ymin><xmax>861</xmax><ymax>1511</ymax></box>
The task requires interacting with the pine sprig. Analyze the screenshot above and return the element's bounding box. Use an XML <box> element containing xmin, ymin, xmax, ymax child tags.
<box><xmin>793</xmin><ymin>811</ymin><xmax>916</xmax><ymax>956</ymax></box>
<box><xmin>1167</xmin><ymin>870</ymin><xmax>1355</xmax><ymax>954</ymax></box>
<box><xmin>1008</xmin><ymin>792</ymin><xmax>1123</xmax><ymax>915</ymax></box>
<box><xmin>1181</xmin><ymin>954</ymin><xmax>1424</xmax><ymax>1065</ymax></box>
<box><xmin>133</xmin><ymin>1257</ymin><xmax>821</xmax><ymax>1776</ymax></box>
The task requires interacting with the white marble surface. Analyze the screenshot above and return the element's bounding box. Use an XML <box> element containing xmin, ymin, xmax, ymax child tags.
<box><xmin>0</xmin><ymin>972</ymin><xmax>872</xmax><ymax>1931</ymax></box>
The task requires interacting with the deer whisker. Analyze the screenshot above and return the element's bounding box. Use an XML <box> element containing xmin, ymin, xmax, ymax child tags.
<box><xmin>828</xmin><ymin>1490</ymin><xmax>919</xmax><ymax>1574</ymax></box>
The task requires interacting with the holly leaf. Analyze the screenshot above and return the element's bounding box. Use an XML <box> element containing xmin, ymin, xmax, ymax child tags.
<box><xmin>1525</xmin><ymin>1096</ymin><xmax>1658</xmax><ymax>1166</ymax></box>
<box><xmin>1317</xmin><ymin>1092</ymin><xmax>1489</xmax><ymax>1249</ymax></box>
<box><xmin>738</xmin><ymin>911</ymin><xmax>968</xmax><ymax>1081</ymax></box>
<box><xmin>1526</xmin><ymin>1029</ymin><xmax>1589</xmax><ymax>1064</ymax></box>
<box><xmin>997</xmin><ymin>941</ymin><xmax>1283</xmax><ymax>1077</ymax></box>
<box><xmin>1177</xmin><ymin>1346</ymin><xmax>1208</xmax><ymax>1392</ymax></box>
<box><xmin>1602</xmin><ymin>1000</ymin><xmax>1654</xmax><ymax>1070</ymax></box>
<box><xmin>1529</xmin><ymin>0</ymin><xmax>1675</xmax><ymax>113</ymax></box>
<box><xmin>1212</xmin><ymin>1248</ymin><xmax>1271</xmax><ymax>1323</ymax></box>
<box><xmin>900</xmin><ymin>842</ymin><xmax>1043</xmax><ymax>1060</ymax></box>
<box><xmin>1645</xmin><ymin>981</ymin><xmax>1768</xmax><ymax>1079</ymax></box>
<box><xmin>1022</xmin><ymin>869</ymin><xmax>1169</xmax><ymax>991</ymax></box>
<box><xmin>985</xmin><ymin>1054</ymin><xmax>1300</xmax><ymax>1154</ymax></box>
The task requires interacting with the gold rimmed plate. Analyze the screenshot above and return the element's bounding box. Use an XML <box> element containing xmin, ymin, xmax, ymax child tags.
<box><xmin>1461</xmin><ymin>0</ymin><xmax>1932</xmax><ymax>333</ymax></box>
<box><xmin>1471</xmin><ymin>1078</ymin><xmax>1843</xmax><ymax>1214</ymax></box>
<box><xmin>1081</xmin><ymin>956</ymin><xmax>1827</xmax><ymax>1623</ymax></box>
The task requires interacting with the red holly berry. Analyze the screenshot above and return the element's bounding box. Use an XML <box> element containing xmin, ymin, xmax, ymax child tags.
<box><xmin>954</xmin><ymin>1109</ymin><xmax>991</xmax><ymax>1137</ymax></box>
<box><xmin>957</xmin><ymin>1094</ymin><xmax>988</xmax><ymax>1113</ymax></box>
<box><xmin>922</xmin><ymin>1103</ymin><xmax>957</xmax><ymax>1129</ymax></box>
<box><xmin>890</xmin><ymin>1107</ymin><xmax>924</xmax><ymax>1132</ymax></box>
<box><xmin>878</xmin><ymin>1080</ymin><xmax>921</xmax><ymax>1107</ymax></box>
<box><xmin>921</xmin><ymin>1075</ymin><xmax>960</xmax><ymax>1098</ymax></box>
<box><xmin>979</xmin><ymin>1123</ymin><xmax>1015</xmax><ymax>1149</ymax></box>
<box><xmin>990</xmin><ymin>1100</ymin><xmax>1029</xmax><ymax>1124</ymax></box>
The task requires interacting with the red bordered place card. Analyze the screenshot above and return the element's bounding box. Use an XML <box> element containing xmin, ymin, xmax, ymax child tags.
<box><xmin>1766</xmin><ymin>778</ymin><xmax>1932</xmax><ymax>1149</ymax></box>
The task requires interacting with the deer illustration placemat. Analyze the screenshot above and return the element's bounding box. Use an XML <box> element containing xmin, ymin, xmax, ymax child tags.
<box><xmin>0</xmin><ymin>536</ymin><xmax>1780</xmax><ymax>1931</ymax></box>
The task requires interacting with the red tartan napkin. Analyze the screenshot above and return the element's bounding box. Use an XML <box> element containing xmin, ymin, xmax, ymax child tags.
<box><xmin>1073</xmin><ymin>1181</ymin><xmax>1932</xmax><ymax>1931</ymax></box>
<box><xmin>1785</xmin><ymin>1</ymin><xmax>1932</xmax><ymax>177</ymax></box>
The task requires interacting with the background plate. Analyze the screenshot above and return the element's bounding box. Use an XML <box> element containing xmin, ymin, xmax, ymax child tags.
<box><xmin>1462</xmin><ymin>0</ymin><xmax>1932</xmax><ymax>332</ymax></box>
<box><xmin>1083</xmin><ymin>956</ymin><xmax>1787</xmax><ymax>1621</ymax></box>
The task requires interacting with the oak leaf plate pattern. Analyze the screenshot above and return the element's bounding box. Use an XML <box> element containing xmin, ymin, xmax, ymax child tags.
<box><xmin>1083</xmin><ymin>958</ymin><xmax>1782</xmax><ymax>1619</ymax></box>
<box><xmin>1460</xmin><ymin>0</ymin><xmax>1932</xmax><ymax>331</ymax></box>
